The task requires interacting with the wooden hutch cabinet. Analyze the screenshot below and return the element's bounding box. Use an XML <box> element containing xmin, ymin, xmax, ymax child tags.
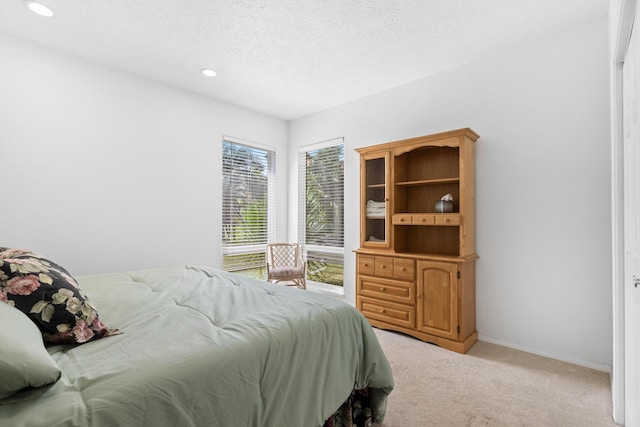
<box><xmin>355</xmin><ymin>128</ymin><xmax>479</xmax><ymax>353</ymax></box>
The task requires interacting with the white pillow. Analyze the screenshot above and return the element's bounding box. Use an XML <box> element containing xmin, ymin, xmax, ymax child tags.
<box><xmin>0</xmin><ymin>302</ymin><xmax>61</xmax><ymax>402</ymax></box>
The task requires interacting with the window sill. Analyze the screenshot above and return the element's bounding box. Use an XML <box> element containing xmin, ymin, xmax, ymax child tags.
<box><xmin>306</xmin><ymin>280</ymin><xmax>345</xmax><ymax>300</ymax></box>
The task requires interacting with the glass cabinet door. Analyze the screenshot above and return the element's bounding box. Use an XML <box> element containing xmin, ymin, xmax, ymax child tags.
<box><xmin>361</xmin><ymin>152</ymin><xmax>390</xmax><ymax>248</ymax></box>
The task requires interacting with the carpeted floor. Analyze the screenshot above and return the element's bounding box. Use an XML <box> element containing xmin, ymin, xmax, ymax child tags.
<box><xmin>373</xmin><ymin>328</ymin><xmax>619</xmax><ymax>427</ymax></box>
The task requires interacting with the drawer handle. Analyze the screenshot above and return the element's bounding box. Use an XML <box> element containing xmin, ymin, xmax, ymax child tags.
<box><xmin>421</xmin><ymin>218</ymin><xmax>426</xmax><ymax>222</ymax></box>
<box><xmin>363</xmin><ymin>263</ymin><xmax>369</xmax><ymax>267</ymax></box>
<box><xmin>379</xmin><ymin>287</ymin><xmax>386</xmax><ymax>292</ymax></box>
<box><xmin>400</xmin><ymin>218</ymin><xmax>405</xmax><ymax>222</ymax></box>
<box><xmin>380</xmin><ymin>265</ymin><xmax>386</xmax><ymax>269</ymax></box>
<box><xmin>379</xmin><ymin>309</ymin><xmax>386</xmax><ymax>314</ymax></box>
<box><xmin>401</xmin><ymin>267</ymin><xmax>406</xmax><ymax>271</ymax></box>
<box><xmin>444</xmin><ymin>218</ymin><xmax>450</xmax><ymax>222</ymax></box>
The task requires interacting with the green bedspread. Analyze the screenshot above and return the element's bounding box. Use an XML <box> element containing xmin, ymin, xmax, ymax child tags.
<box><xmin>0</xmin><ymin>266</ymin><xmax>394</xmax><ymax>426</ymax></box>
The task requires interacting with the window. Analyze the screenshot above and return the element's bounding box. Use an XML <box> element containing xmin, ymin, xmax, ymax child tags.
<box><xmin>298</xmin><ymin>139</ymin><xmax>344</xmax><ymax>286</ymax></box>
<box><xmin>222</xmin><ymin>137</ymin><xmax>275</xmax><ymax>278</ymax></box>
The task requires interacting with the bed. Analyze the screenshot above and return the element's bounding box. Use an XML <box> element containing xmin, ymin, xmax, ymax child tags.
<box><xmin>0</xmin><ymin>250</ymin><xmax>394</xmax><ymax>427</ymax></box>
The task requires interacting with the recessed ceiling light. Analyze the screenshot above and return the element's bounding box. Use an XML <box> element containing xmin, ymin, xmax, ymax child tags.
<box><xmin>24</xmin><ymin>1</ymin><xmax>53</xmax><ymax>17</ymax></box>
<box><xmin>201</xmin><ymin>68</ymin><xmax>217</xmax><ymax>78</ymax></box>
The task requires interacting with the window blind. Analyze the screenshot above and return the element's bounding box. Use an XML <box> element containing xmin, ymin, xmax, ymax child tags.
<box><xmin>298</xmin><ymin>139</ymin><xmax>344</xmax><ymax>286</ymax></box>
<box><xmin>222</xmin><ymin>138</ymin><xmax>275</xmax><ymax>272</ymax></box>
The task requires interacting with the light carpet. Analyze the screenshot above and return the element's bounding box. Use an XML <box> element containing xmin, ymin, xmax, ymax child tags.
<box><xmin>374</xmin><ymin>328</ymin><xmax>618</xmax><ymax>427</ymax></box>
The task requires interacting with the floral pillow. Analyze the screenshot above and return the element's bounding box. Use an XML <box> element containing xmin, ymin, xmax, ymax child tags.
<box><xmin>0</xmin><ymin>247</ymin><xmax>119</xmax><ymax>344</ymax></box>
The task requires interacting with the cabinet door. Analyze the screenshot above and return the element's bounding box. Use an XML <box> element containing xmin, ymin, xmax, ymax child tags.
<box><xmin>361</xmin><ymin>151</ymin><xmax>391</xmax><ymax>249</ymax></box>
<box><xmin>416</xmin><ymin>261</ymin><xmax>458</xmax><ymax>340</ymax></box>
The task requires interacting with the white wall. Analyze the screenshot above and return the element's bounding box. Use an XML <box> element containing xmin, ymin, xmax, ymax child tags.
<box><xmin>0</xmin><ymin>33</ymin><xmax>288</xmax><ymax>276</ymax></box>
<box><xmin>289</xmin><ymin>18</ymin><xmax>612</xmax><ymax>369</ymax></box>
<box><xmin>0</xmin><ymin>17</ymin><xmax>613</xmax><ymax>370</ymax></box>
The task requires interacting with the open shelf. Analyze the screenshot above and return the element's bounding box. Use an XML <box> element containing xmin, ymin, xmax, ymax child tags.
<box><xmin>394</xmin><ymin>225</ymin><xmax>461</xmax><ymax>256</ymax></box>
<box><xmin>396</xmin><ymin>177</ymin><xmax>459</xmax><ymax>186</ymax></box>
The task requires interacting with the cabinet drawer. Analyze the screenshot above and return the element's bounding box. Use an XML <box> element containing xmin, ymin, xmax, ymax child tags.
<box><xmin>374</xmin><ymin>256</ymin><xmax>395</xmax><ymax>278</ymax></box>
<box><xmin>358</xmin><ymin>276</ymin><xmax>415</xmax><ymax>305</ymax></box>
<box><xmin>358</xmin><ymin>296</ymin><xmax>415</xmax><ymax>329</ymax></box>
<box><xmin>393</xmin><ymin>258</ymin><xmax>415</xmax><ymax>281</ymax></box>
<box><xmin>362</xmin><ymin>255</ymin><xmax>416</xmax><ymax>281</ymax></box>
<box><xmin>435</xmin><ymin>214</ymin><xmax>461</xmax><ymax>226</ymax></box>
<box><xmin>411</xmin><ymin>214</ymin><xmax>435</xmax><ymax>225</ymax></box>
<box><xmin>357</xmin><ymin>255</ymin><xmax>375</xmax><ymax>276</ymax></box>
<box><xmin>392</xmin><ymin>214</ymin><xmax>412</xmax><ymax>225</ymax></box>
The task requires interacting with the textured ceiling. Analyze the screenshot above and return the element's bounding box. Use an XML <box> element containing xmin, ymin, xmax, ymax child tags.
<box><xmin>0</xmin><ymin>0</ymin><xmax>608</xmax><ymax>120</ymax></box>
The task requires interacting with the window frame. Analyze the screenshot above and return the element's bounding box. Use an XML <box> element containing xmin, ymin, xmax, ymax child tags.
<box><xmin>298</xmin><ymin>138</ymin><xmax>345</xmax><ymax>287</ymax></box>
<box><xmin>221</xmin><ymin>136</ymin><xmax>276</xmax><ymax>274</ymax></box>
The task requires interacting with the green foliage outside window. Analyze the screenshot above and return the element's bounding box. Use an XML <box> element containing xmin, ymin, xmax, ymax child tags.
<box><xmin>222</xmin><ymin>140</ymin><xmax>273</xmax><ymax>273</ymax></box>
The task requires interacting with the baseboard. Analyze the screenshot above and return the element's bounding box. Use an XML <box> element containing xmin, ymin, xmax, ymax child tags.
<box><xmin>477</xmin><ymin>334</ymin><xmax>612</xmax><ymax>374</ymax></box>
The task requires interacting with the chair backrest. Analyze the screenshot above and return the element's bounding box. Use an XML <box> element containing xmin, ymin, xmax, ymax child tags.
<box><xmin>267</xmin><ymin>243</ymin><xmax>303</xmax><ymax>268</ymax></box>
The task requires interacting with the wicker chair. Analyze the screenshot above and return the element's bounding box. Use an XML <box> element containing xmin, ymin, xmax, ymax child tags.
<box><xmin>265</xmin><ymin>243</ymin><xmax>306</xmax><ymax>289</ymax></box>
